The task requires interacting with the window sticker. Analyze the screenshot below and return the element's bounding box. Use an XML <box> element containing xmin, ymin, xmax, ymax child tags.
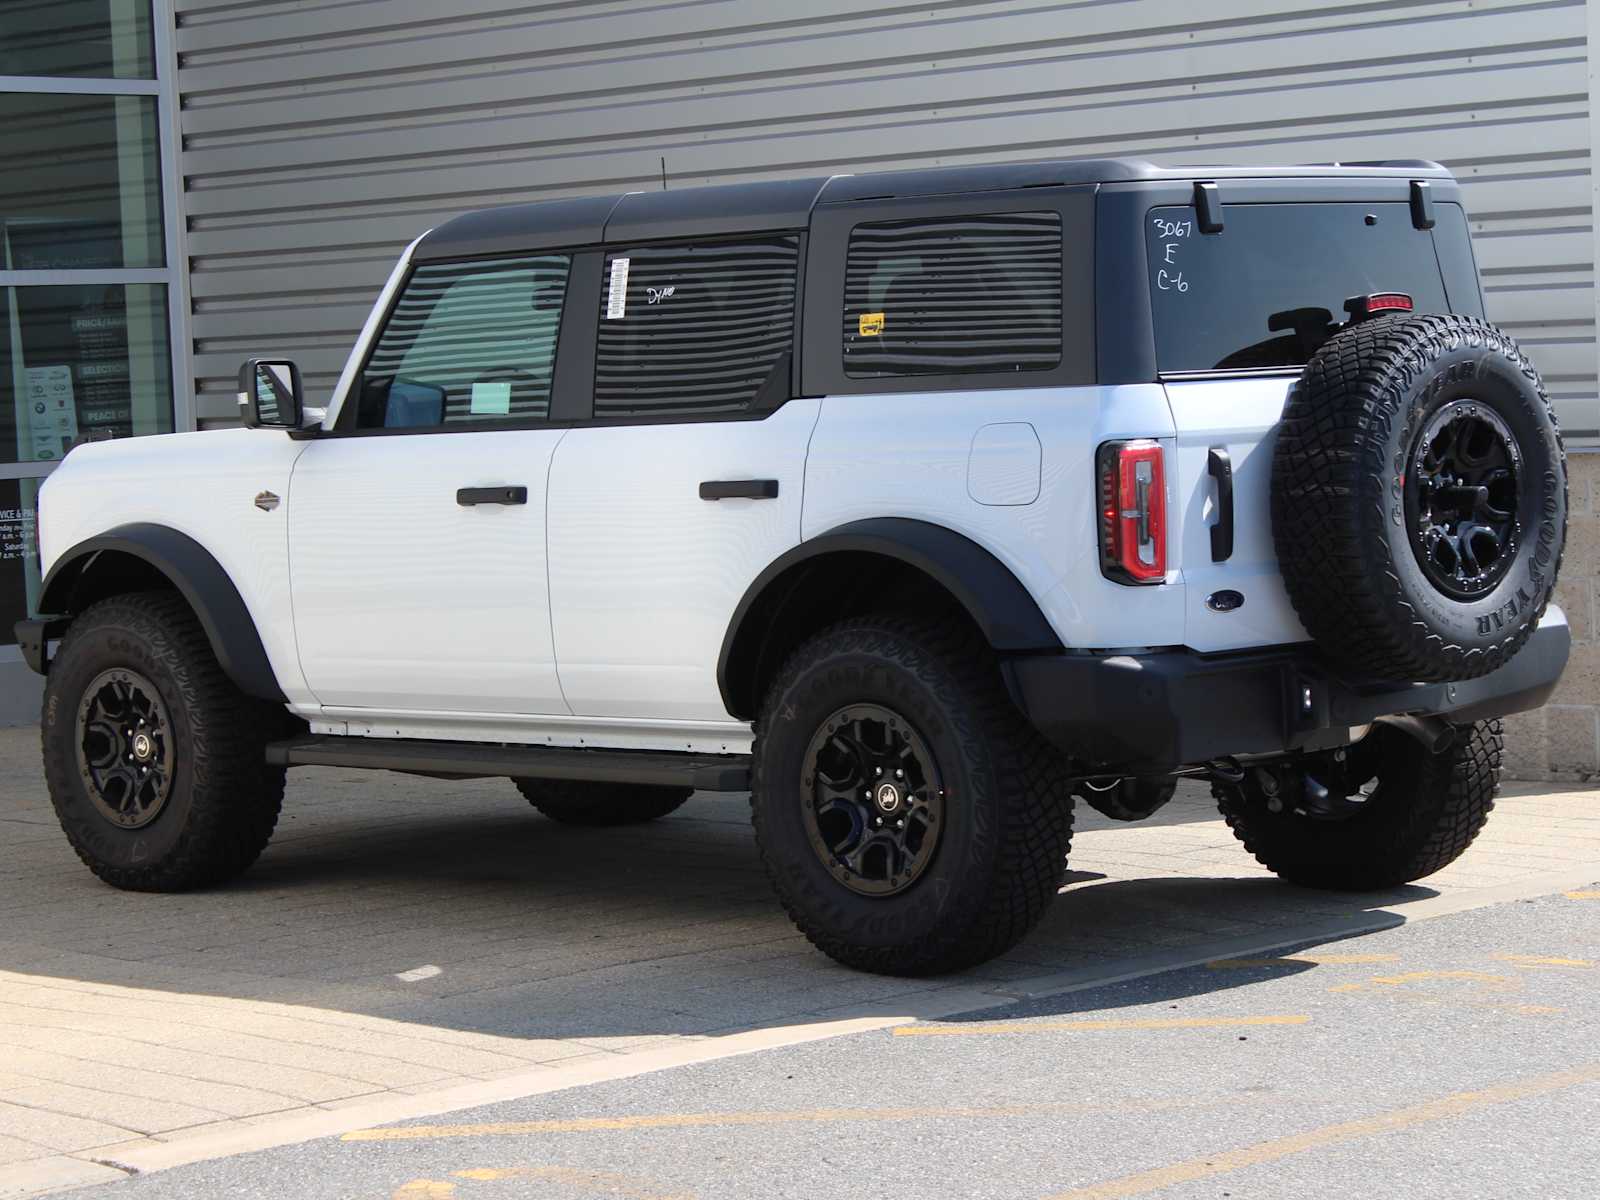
<box><xmin>606</xmin><ymin>257</ymin><xmax>630</xmax><ymax>319</ymax></box>
<box><xmin>470</xmin><ymin>380</ymin><xmax>512</xmax><ymax>415</ymax></box>
<box><xmin>858</xmin><ymin>311</ymin><xmax>885</xmax><ymax>337</ymax></box>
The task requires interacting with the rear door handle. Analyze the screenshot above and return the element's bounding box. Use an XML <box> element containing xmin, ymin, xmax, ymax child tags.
<box><xmin>457</xmin><ymin>485</ymin><xmax>528</xmax><ymax>506</ymax></box>
<box><xmin>1207</xmin><ymin>448</ymin><xmax>1234</xmax><ymax>562</ymax></box>
<box><xmin>699</xmin><ymin>479</ymin><xmax>779</xmax><ymax>501</ymax></box>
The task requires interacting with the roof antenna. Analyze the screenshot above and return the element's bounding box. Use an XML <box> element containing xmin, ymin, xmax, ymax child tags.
<box><xmin>660</xmin><ymin>155</ymin><xmax>668</xmax><ymax>191</ymax></box>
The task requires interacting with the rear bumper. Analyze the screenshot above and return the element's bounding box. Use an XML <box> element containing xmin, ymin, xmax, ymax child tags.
<box><xmin>1007</xmin><ymin>607</ymin><xmax>1571</xmax><ymax>773</ymax></box>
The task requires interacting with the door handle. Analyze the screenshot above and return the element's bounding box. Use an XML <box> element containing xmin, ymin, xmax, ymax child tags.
<box><xmin>457</xmin><ymin>485</ymin><xmax>528</xmax><ymax>506</ymax></box>
<box><xmin>699</xmin><ymin>479</ymin><xmax>779</xmax><ymax>501</ymax></box>
<box><xmin>1207</xmin><ymin>448</ymin><xmax>1234</xmax><ymax>562</ymax></box>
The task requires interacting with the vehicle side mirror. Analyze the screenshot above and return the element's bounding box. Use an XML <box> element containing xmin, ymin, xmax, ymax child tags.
<box><xmin>238</xmin><ymin>358</ymin><xmax>305</xmax><ymax>429</ymax></box>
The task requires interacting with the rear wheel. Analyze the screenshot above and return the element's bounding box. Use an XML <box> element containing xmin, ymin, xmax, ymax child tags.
<box><xmin>514</xmin><ymin>779</ymin><xmax>692</xmax><ymax>826</ymax></box>
<box><xmin>750</xmin><ymin>616</ymin><xmax>1074</xmax><ymax>976</ymax></box>
<box><xmin>41</xmin><ymin>591</ymin><xmax>287</xmax><ymax>891</ymax></box>
<box><xmin>1212</xmin><ymin>721</ymin><xmax>1502</xmax><ymax>890</ymax></box>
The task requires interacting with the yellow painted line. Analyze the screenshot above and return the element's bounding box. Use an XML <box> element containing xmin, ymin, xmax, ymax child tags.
<box><xmin>1207</xmin><ymin>953</ymin><xmax>1399</xmax><ymax>968</ymax></box>
<box><xmin>345</xmin><ymin>1099</ymin><xmax>1211</xmax><ymax>1142</ymax></box>
<box><xmin>1493</xmin><ymin>953</ymin><xmax>1593</xmax><ymax>968</ymax></box>
<box><xmin>453</xmin><ymin>1166</ymin><xmax>692</xmax><ymax>1199</ymax></box>
<box><xmin>1340</xmin><ymin>980</ymin><xmax>1562</xmax><ymax>1018</ymax></box>
<box><xmin>892</xmin><ymin>1014</ymin><xmax>1309</xmax><ymax>1037</ymax></box>
<box><xmin>391</xmin><ymin>1183</ymin><xmax>455</xmax><ymax>1199</ymax></box>
<box><xmin>1369</xmin><ymin>970</ymin><xmax>1518</xmax><ymax>989</ymax></box>
<box><xmin>1564</xmin><ymin>890</ymin><xmax>1600</xmax><ymax>900</ymax></box>
<box><xmin>1041</xmin><ymin>1061</ymin><xmax>1600</xmax><ymax>1200</ymax></box>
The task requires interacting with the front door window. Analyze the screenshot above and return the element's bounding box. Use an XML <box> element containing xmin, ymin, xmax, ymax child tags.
<box><xmin>354</xmin><ymin>254</ymin><xmax>570</xmax><ymax>430</ymax></box>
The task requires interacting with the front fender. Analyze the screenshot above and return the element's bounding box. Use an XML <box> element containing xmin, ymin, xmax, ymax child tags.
<box><xmin>34</xmin><ymin>523</ymin><xmax>286</xmax><ymax>702</ymax></box>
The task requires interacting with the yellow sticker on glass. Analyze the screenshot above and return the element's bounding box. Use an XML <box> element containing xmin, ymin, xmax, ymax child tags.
<box><xmin>858</xmin><ymin>311</ymin><xmax>885</xmax><ymax>337</ymax></box>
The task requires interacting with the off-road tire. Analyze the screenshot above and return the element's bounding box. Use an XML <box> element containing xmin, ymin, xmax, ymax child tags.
<box><xmin>1213</xmin><ymin>720</ymin><xmax>1503</xmax><ymax>890</ymax></box>
<box><xmin>41</xmin><ymin>591</ymin><xmax>287</xmax><ymax>891</ymax></box>
<box><xmin>1272</xmin><ymin>314</ymin><xmax>1565</xmax><ymax>682</ymax></box>
<box><xmin>514</xmin><ymin>779</ymin><xmax>692</xmax><ymax>826</ymax></box>
<box><xmin>750</xmin><ymin>617</ymin><xmax>1074</xmax><ymax>976</ymax></box>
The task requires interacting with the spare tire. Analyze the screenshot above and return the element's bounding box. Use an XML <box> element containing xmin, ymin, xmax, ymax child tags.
<box><xmin>1272</xmin><ymin>313</ymin><xmax>1565</xmax><ymax>682</ymax></box>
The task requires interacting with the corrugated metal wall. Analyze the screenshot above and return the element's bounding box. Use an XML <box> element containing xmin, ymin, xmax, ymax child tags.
<box><xmin>173</xmin><ymin>0</ymin><xmax>1597</xmax><ymax>438</ymax></box>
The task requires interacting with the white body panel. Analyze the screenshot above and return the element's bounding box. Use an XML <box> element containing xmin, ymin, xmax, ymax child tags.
<box><xmin>803</xmin><ymin>386</ymin><xmax>1185</xmax><ymax>651</ymax></box>
<box><xmin>33</xmin><ymin>233</ymin><xmax>1318</xmax><ymax>752</ymax></box>
<box><xmin>35</xmin><ymin>428</ymin><xmax>315</xmax><ymax>705</ymax></box>
<box><xmin>546</xmin><ymin>398</ymin><xmax>822</xmax><ymax>721</ymax></box>
<box><xmin>1163</xmin><ymin>377</ymin><xmax>1310</xmax><ymax>652</ymax></box>
<box><xmin>287</xmin><ymin>429</ymin><xmax>568</xmax><ymax>714</ymax></box>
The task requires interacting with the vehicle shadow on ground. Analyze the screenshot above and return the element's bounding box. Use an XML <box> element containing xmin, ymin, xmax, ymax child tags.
<box><xmin>5</xmin><ymin>770</ymin><xmax>1443</xmax><ymax>1043</ymax></box>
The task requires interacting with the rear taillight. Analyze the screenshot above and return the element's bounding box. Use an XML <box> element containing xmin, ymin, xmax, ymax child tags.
<box><xmin>1097</xmin><ymin>439</ymin><xmax>1167</xmax><ymax>585</ymax></box>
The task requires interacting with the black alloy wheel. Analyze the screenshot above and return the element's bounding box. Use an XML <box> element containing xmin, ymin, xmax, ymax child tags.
<box><xmin>800</xmin><ymin>703</ymin><xmax>945</xmax><ymax>898</ymax></box>
<box><xmin>749</xmin><ymin>616</ymin><xmax>1075</xmax><ymax>976</ymax></box>
<box><xmin>42</xmin><ymin>591</ymin><xmax>286</xmax><ymax>892</ymax></box>
<box><xmin>1270</xmin><ymin>313</ymin><xmax>1566</xmax><ymax>682</ymax></box>
<box><xmin>1405</xmin><ymin>400</ymin><xmax>1521</xmax><ymax>600</ymax></box>
<box><xmin>76</xmin><ymin>668</ymin><xmax>176</xmax><ymax>830</ymax></box>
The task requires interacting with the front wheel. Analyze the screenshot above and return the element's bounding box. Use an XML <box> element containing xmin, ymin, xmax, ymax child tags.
<box><xmin>41</xmin><ymin>592</ymin><xmax>287</xmax><ymax>891</ymax></box>
<box><xmin>1213</xmin><ymin>721</ymin><xmax>1503</xmax><ymax>890</ymax></box>
<box><xmin>750</xmin><ymin>617</ymin><xmax>1074</xmax><ymax>976</ymax></box>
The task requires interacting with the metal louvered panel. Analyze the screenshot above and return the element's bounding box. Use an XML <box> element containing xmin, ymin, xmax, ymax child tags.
<box><xmin>594</xmin><ymin>239</ymin><xmax>797</xmax><ymax>417</ymax></box>
<box><xmin>174</xmin><ymin>0</ymin><xmax>1595</xmax><ymax>440</ymax></box>
<box><xmin>842</xmin><ymin>212</ymin><xmax>1063</xmax><ymax>378</ymax></box>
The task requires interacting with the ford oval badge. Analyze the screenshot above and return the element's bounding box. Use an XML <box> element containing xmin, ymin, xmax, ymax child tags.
<box><xmin>1206</xmin><ymin>589</ymin><xmax>1244</xmax><ymax>613</ymax></box>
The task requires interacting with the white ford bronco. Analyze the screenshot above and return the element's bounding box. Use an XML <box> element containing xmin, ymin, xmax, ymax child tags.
<box><xmin>18</xmin><ymin>158</ymin><xmax>1570</xmax><ymax>975</ymax></box>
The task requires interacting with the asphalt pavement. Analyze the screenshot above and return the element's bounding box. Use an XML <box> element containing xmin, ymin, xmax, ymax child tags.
<box><xmin>51</xmin><ymin>887</ymin><xmax>1600</xmax><ymax>1200</ymax></box>
<box><xmin>6</xmin><ymin>716</ymin><xmax>1600</xmax><ymax>1198</ymax></box>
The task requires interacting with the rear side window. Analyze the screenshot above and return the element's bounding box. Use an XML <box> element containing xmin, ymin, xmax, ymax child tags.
<box><xmin>842</xmin><ymin>211</ymin><xmax>1063</xmax><ymax>377</ymax></box>
<box><xmin>1147</xmin><ymin>202</ymin><xmax>1456</xmax><ymax>373</ymax></box>
<box><xmin>595</xmin><ymin>238</ymin><xmax>798</xmax><ymax>418</ymax></box>
<box><xmin>357</xmin><ymin>254</ymin><xmax>569</xmax><ymax>429</ymax></box>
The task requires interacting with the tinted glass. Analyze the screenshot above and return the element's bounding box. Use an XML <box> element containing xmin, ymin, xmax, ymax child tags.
<box><xmin>0</xmin><ymin>93</ymin><xmax>164</xmax><ymax>270</ymax></box>
<box><xmin>1147</xmin><ymin>202</ymin><xmax>1453</xmax><ymax>373</ymax></box>
<box><xmin>595</xmin><ymin>238</ymin><xmax>798</xmax><ymax>418</ymax></box>
<box><xmin>842</xmin><ymin>211</ymin><xmax>1062</xmax><ymax>377</ymax></box>
<box><xmin>0</xmin><ymin>283</ymin><xmax>173</xmax><ymax>466</ymax></box>
<box><xmin>0</xmin><ymin>0</ymin><xmax>155</xmax><ymax>78</ymax></box>
<box><xmin>357</xmin><ymin>255</ymin><xmax>570</xmax><ymax>430</ymax></box>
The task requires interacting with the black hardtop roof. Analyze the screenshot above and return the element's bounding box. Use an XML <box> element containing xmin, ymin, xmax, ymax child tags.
<box><xmin>412</xmin><ymin>157</ymin><xmax>1455</xmax><ymax>262</ymax></box>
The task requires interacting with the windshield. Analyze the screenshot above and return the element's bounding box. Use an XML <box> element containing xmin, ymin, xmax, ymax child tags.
<box><xmin>1147</xmin><ymin>201</ymin><xmax>1465</xmax><ymax>373</ymax></box>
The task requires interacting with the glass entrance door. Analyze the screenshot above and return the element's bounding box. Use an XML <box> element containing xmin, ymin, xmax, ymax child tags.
<box><xmin>0</xmin><ymin>0</ymin><xmax>183</xmax><ymax>678</ymax></box>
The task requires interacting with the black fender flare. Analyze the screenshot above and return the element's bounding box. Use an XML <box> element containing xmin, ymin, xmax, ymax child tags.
<box><xmin>717</xmin><ymin>517</ymin><xmax>1062</xmax><ymax>719</ymax></box>
<box><xmin>37</xmin><ymin>523</ymin><xmax>287</xmax><ymax>702</ymax></box>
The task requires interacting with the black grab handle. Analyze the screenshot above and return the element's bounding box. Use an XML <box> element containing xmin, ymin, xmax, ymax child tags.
<box><xmin>457</xmin><ymin>485</ymin><xmax>528</xmax><ymax>506</ymax></box>
<box><xmin>1207</xmin><ymin>447</ymin><xmax>1233</xmax><ymax>562</ymax></box>
<box><xmin>699</xmin><ymin>479</ymin><xmax>779</xmax><ymax>501</ymax></box>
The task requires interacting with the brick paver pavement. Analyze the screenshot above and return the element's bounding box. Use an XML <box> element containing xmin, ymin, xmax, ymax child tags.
<box><xmin>2</xmin><ymin>724</ymin><xmax>1598</xmax><ymax>1194</ymax></box>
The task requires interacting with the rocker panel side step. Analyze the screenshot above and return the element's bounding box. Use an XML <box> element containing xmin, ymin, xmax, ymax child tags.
<box><xmin>265</xmin><ymin>735</ymin><xmax>752</xmax><ymax>791</ymax></box>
